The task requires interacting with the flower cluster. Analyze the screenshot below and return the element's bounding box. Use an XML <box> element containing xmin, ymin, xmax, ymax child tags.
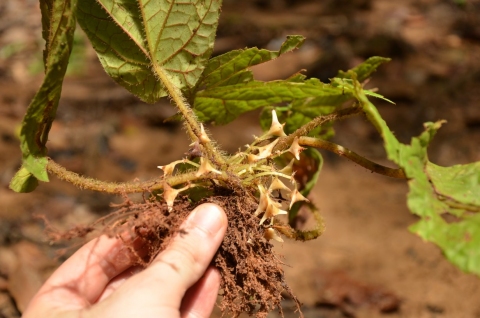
<box><xmin>157</xmin><ymin>110</ymin><xmax>309</xmax><ymax>242</ymax></box>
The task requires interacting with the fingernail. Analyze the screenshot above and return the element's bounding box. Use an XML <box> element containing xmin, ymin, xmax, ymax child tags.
<box><xmin>188</xmin><ymin>204</ymin><xmax>225</xmax><ymax>236</ymax></box>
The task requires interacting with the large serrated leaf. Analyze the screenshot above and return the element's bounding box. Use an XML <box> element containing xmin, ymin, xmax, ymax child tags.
<box><xmin>77</xmin><ymin>0</ymin><xmax>222</xmax><ymax>103</ymax></box>
<box><xmin>197</xmin><ymin>35</ymin><xmax>305</xmax><ymax>89</ymax></box>
<box><xmin>77</xmin><ymin>0</ymin><xmax>158</xmax><ymax>102</ymax></box>
<box><xmin>257</xmin><ymin>76</ymin><xmax>393</xmax><ymax>137</ymax></box>
<box><xmin>195</xmin><ymin>79</ymin><xmax>350</xmax><ymax>125</ymax></box>
<box><xmin>353</xmin><ymin>79</ymin><xmax>480</xmax><ymax>276</ymax></box>
<box><xmin>10</xmin><ymin>0</ymin><xmax>78</xmax><ymax>192</ymax></box>
<box><xmin>258</xmin><ymin>75</ymin><xmax>341</xmax><ymax>137</ymax></box>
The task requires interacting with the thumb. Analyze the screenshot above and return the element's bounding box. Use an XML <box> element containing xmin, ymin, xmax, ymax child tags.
<box><xmin>137</xmin><ymin>203</ymin><xmax>227</xmax><ymax>307</ymax></box>
<box><xmin>85</xmin><ymin>203</ymin><xmax>227</xmax><ymax>318</ymax></box>
<box><xmin>152</xmin><ymin>204</ymin><xmax>226</xmax><ymax>289</ymax></box>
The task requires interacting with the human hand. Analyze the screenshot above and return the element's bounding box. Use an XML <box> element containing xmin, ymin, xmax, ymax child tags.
<box><xmin>23</xmin><ymin>203</ymin><xmax>227</xmax><ymax>318</ymax></box>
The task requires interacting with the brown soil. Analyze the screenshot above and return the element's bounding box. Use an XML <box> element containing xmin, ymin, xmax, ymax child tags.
<box><xmin>1</xmin><ymin>0</ymin><xmax>480</xmax><ymax>317</ymax></box>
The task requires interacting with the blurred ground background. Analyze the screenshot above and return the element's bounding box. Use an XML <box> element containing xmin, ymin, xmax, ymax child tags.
<box><xmin>1</xmin><ymin>0</ymin><xmax>480</xmax><ymax>317</ymax></box>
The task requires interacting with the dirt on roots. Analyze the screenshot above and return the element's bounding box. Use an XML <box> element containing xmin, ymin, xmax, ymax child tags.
<box><xmin>47</xmin><ymin>187</ymin><xmax>301</xmax><ymax>318</ymax></box>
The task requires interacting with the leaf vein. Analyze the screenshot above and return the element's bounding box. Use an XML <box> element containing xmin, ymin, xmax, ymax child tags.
<box><xmin>159</xmin><ymin>0</ymin><xmax>213</xmax><ymax>66</ymax></box>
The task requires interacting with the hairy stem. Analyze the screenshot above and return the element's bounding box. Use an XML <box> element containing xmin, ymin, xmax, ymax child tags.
<box><xmin>299</xmin><ymin>137</ymin><xmax>406</xmax><ymax>179</ymax></box>
<box><xmin>242</xmin><ymin>171</ymin><xmax>292</xmax><ymax>183</ymax></box>
<box><xmin>151</xmin><ymin>63</ymin><xmax>225</xmax><ymax>166</ymax></box>
<box><xmin>46</xmin><ymin>158</ymin><xmax>231</xmax><ymax>194</ymax></box>
<box><xmin>275</xmin><ymin>202</ymin><xmax>325</xmax><ymax>241</ymax></box>
<box><xmin>274</xmin><ymin>106</ymin><xmax>362</xmax><ymax>153</ymax></box>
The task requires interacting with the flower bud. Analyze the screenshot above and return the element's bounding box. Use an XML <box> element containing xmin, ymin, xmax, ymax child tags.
<box><xmin>268</xmin><ymin>177</ymin><xmax>291</xmax><ymax>193</ymax></box>
<box><xmin>278</xmin><ymin>159</ymin><xmax>295</xmax><ymax>175</ymax></box>
<box><xmin>158</xmin><ymin>159</ymin><xmax>184</xmax><ymax>176</ymax></box>
<box><xmin>266</xmin><ymin>110</ymin><xmax>286</xmax><ymax>137</ymax></box>
<box><xmin>248</xmin><ymin>153</ymin><xmax>262</xmax><ymax>163</ymax></box>
<box><xmin>254</xmin><ymin>184</ymin><xmax>269</xmax><ymax>216</ymax></box>
<box><xmin>257</xmin><ymin>139</ymin><xmax>279</xmax><ymax>158</ymax></box>
<box><xmin>199</xmin><ymin>123</ymin><xmax>211</xmax><ymax>143</ymax></box>
<box><xmin>248</xmin><ymin>139</ymin><xmax>279</xmax><ymax>163</ymax></box>
<box><xmin>288</xmin><ymin>137</ymin><xmax>306</xmax><ymax>160</ymax></box>
<box><xmin>289</xmin><ymin>185</ymin><xmax>309</xmax><ymax>209</ymax></box>
<box><xmin>162</xmin><ymin>182</ymin><xmax>179</xmax><ymax>212</ymax></box>
<box><xmin>264</xmin><ymin>227</ymin><xmax>284</xmax><ymax>242</ymax></box>
<box><xmin>260</xmin><ymin>198</ymin><xmax>287</xmax><ymax>225</ymax></box>
<box><xmin>196</xmin><ymin>157</ymin><xmax>221</xmax><ymax>177</ymax></box>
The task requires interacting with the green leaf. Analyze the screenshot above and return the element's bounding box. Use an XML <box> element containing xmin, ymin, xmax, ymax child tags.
<box><xmin>364</xmin><ymin>90</ymin><xmax>395</xmax><ymax>104</ymax></box>
<box><xmin>257</xmin><ymin>74</ymin><xmax>340</xmax><ymax>137</ymax></box>
<box><xmin>39</xmin><ymin>0</ymin><xmax>54</xmax><ymax>66</ymax></box>
<box><xmin>337</xmin><ymin>56</ymin><xmax>391</xmax><ymax>82</ymax></box>
<box><xmin>353</xmin><ymin>79</ymin><xmax>480</xmax><ymax>276</ymax></box>
<box><xmin>410</xmin><ymin>214</ymin><xmax>480</xmax><ymax>275</ymax></box>
<box><xmin>13</xmin><ymin>0</ymin><xmax>78</xmax><ymax>188</ymax></box>
<box><xmin>9</xmin><ymin>167</ymin><xmax>40</xmax><ymax>193</ymax></box>
<box><xmin>197</xmin><ymin>35</ymin><xmax>305</xmax><ymax>89</ymax></box>
<box><xmin>195</xmin><ymin>79</ymin><xmax>351</xmax><ymax>125</ymax></box>
<box><xmin>77</xmin><ymin>0</ymin><xmax>222</xmax><ymax>103</ymax></box>
<box><xmin>289</xmin><ymin>101</ymin><xmax>337</xmax><ymax>136</ymax></box>
<box><xmin>257</xmin><ymin>76</ymin><xmax>393</xmax><ymax>138</ymax></box>
<box><xmin>426</xmin><ymin>162</ymin><xmax>480</xmax><ymax>208</ymax></box>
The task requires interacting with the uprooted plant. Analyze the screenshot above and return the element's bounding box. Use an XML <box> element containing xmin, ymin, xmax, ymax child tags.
<box><xmin>10</xmin><ymin>0</ymin><xmax>480</xmax><ymax>317</ymax></box>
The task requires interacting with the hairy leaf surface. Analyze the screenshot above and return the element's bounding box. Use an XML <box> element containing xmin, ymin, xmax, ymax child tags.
<box><xmin>257</xmin><ymin>79</ymin><xmax>391</xmax><ymax>137</ymax></box>
<box><xmin>353</xmin><ymin>79</ymin><xmax>480</xmax><ymax>276</ymax></box>
<box><xmin>77</xmin><ymin>0</ymin><xmax>222</xmax><ymax>103</ymax></box>
<box><xmin>197</xmin><ymin>35</ymin><xmax>305</xmax><ymax>89</ymax></box>
<box><xmin>10</xmin><ymin>0</ymin><xmax>78</xmax><ymax>192</ymax></box>
<box><xmin>195</xmin><ymin>79</ymin><xmax>350</xmax><ymax>124</ymax></box>
<box><xmin>255</xmin><ymin>60</ymin><xmax>392</xmax><ymax>137</ymax></box>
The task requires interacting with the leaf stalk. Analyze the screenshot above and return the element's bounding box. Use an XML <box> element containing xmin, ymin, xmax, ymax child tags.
<box><xmin>46</xmin><ymin>158</ymin><xmax>231</xmax><ymax>194</ymax></box>
<box><xmin>274</xmin><ymin>106</ymin><xmax>362</xmax><ymax>153</ymax></box>
<box><xmin>298</xmin><ymin>137</ymin><xmax>406</xmax><ymax>179</ymax></box>
<box><xmin>151</xmin><ymin>63</ymin><xmax>226</xmax><ymax>166</ymax></box>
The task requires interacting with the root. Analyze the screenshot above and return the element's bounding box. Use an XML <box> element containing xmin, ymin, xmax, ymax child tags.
<box><xmin>210</xmin><ymin>193</ymin><xmax>302</xmax><ymax>317</ymax></box>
